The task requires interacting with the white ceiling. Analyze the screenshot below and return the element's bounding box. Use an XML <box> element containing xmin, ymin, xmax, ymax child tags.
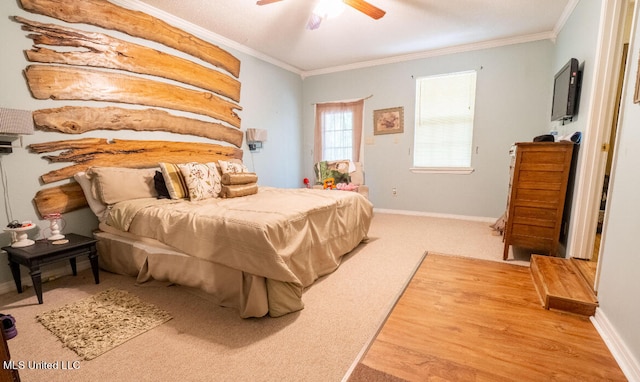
<box><xmin>134</xmin><ymin>0</ymin><xmax>575</xmax><ymax>76</ymax></box>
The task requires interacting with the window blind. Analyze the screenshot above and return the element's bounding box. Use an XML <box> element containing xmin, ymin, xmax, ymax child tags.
<box><xmin>413</xmin><ymin>71</ymin><xmax>477</xmax><ymax>169</ymax></box>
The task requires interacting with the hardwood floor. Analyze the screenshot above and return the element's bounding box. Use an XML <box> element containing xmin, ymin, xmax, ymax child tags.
<box><xmin>353</xmin><ymin>253</ymin><xmax>626</xmax><ymax>382</ymax></box>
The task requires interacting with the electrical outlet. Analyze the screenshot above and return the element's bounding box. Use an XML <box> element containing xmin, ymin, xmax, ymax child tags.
<box><xmin>392</xmin><ymin>187</ymin><xmax>397</xmax><ymax>197</ymax></box>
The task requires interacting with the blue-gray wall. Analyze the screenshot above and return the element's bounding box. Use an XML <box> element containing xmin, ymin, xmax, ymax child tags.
<box><xmin>303</xmin><ymin>41</ymin><xmax>554</xmax><ymax>218</ymax></box>
<box><xmin>0</xmin><ymin>0</ymin><xmax>303</xmax><ymax>288</ymax></box>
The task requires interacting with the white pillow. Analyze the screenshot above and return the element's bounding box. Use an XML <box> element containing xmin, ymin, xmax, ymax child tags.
<box><xmin>74</xmin><ymin>172</ymin><xmax>108</xmax><ymax>222</ymax></box>
<box><xmin>178</xmin><ymin>162</ymin><xmax>222</xmax><ymax>201</ymax></box>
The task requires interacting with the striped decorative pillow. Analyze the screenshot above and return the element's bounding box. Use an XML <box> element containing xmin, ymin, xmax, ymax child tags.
<box><xmin>159</xmin><ymin>163</ymin><xmax>188</xmax><ymax>199</ymax></box>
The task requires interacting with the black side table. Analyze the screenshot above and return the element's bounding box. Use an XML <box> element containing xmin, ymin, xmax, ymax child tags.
<box><xmin>2</xmin><ymin>233</ymin><xmax>99</xmax><ymax>304</ymax></box>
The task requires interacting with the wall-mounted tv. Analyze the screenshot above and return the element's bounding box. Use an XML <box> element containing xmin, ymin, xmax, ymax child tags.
<box><xmin>551</xmin><ymin>58</ymin><xmax>580</xmax><ymax>121</ymax></box>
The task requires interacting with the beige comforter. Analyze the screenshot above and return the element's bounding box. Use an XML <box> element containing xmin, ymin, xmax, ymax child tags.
<box><xmin>106</xmin><ymin>187</ymin><xmax>373</xmax><ymax>316</ymax></box>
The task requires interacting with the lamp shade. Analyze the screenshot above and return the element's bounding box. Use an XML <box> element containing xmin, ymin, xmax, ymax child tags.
<box><xmin>246</xmin><ymin>128</ymin><xmax>267</xmax><ymax>142</ymax></box>
<box><xmin>0</xmin><ymin>108</ymin><xmax>34</xmax><ymax>135</ymax></box>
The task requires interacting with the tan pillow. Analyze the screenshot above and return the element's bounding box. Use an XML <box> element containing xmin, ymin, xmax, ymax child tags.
<box><xmin>87</xmin><ymin>167</ymin><xmax>158</xmax><ymax>205</ymax></box>
<box><xmin>220</xmin><ymin>172</ymin><xmax>258</xmax><ymax>185</ymax></box>
<box><xmin>220</xmin><ymin>183</ymin><xmax>258</xmax><ymax>198</ymax></box>
<box><xmin>74</xmin><ymin>171</ymin><xmax>108</xmax><ymax>221</ymax></box>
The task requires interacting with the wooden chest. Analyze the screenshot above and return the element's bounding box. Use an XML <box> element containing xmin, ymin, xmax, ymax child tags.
<box><xmin>503</xmin><ymin>142</ymin><xmax>574</xmax><ymax>260</ymax></box>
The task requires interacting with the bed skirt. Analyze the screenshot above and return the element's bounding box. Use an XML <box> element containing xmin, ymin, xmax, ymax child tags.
<box><xmin>94</xmin><ymin>230</ymin><xmax>274</xmax><ymax>318</ymax></box>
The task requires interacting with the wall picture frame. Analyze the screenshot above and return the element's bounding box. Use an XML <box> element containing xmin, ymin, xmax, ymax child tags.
<box><xmin>373</xmin><ymin>107</ymin><xmax>404</xmax><ymax>135</ymax></box>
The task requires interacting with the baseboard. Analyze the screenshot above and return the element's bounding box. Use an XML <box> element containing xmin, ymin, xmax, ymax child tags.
<box><xmin>591</xmin><ymin>308</ymin><xmax>640</xmax><ymax>382</ymax></box>
<box><xmin>0</xmin><ymin>258</ymin><xmax>92</xmax><ymax>297</ymax></box>
<box><xmin>373</xmin><ymin>208</ymin><xmax>497</xmax><ymax>223</ymax></box>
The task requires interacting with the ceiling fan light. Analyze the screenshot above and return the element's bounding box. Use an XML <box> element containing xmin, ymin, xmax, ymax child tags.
<box><xmin>306</xmin><ymin>13</ymin><xmax>322</xmax><ymax>30</ymax></box>
<box><xmin>312</xmin><ymin>0</ymin><xmax>346</xmax><ymax>20</ymax></box>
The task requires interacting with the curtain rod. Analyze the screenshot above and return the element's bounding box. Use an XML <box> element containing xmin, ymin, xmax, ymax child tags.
<box><xmin>312</xmin><ymin>94</ymin><xmax>373</xmax><ymax>105</ymax></box>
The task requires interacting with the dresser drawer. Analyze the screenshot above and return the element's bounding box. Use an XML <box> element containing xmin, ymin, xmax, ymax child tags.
<box><xmin>503</xmin><ymin>142</ymin><xmax>574</xmax><ymax>259</ymax></box>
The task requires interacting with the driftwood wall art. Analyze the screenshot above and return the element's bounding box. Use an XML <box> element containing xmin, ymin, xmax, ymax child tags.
<box><xmin>17</xmin><ymin>0</ymin><xmax>248</xmax><ymax>217</ymax></box>
<box><xmin>34</xmin><ymin>183</ymin><xmax>88</xmax><ymax>218</ymax></box>
<box><xmin>17</xmin><ymin>17</ymin><xmax>241</xmax><ymax>102</ymax></box>
<box><xmin>33</xmin><ymin>107</ymin><xmax>244</xmax><ymax>148</ymax></box>
<box><xmin>25</xmin><ymin>65</ymin><xmax>242</xmax><ymax>128</ymax></box>
<box><xmin>30</xmin><ymin>138</ymin><xmax>243</xmax><ymax>184</ymax></box>
<box><xmin>30</xmin><ymin>138</ymin><xmax>243</xmax><ymax>217</ymax></box>
<box><xmin>19</xmin><ymin>0</ymin><xmax>240</xmax><ymax>77</ymax></box>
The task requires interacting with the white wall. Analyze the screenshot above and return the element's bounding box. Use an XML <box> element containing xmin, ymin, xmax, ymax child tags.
<box><xmin>549</xmin><ymin>0</ymin><xmax>640</xmax><ymax>375</ymax></box>
<box><xmin>303</xmin><ymin>41</ymin><xmax>554</xmax><ymax>218</ymax></box>
<box><xmin>597</xmin><ymin>0</ymin><xmax>640</xmax><ymax>372</ymax></box>
<box><xmin>550</xmin><ymin>0</ymin><xmax>603</xmax><ymax>257</ymax></box>
<box><xmin>0</xmin><ymin>1</ymin><xmax>303</xmax><ymax>288</ymax></box>
<box><xmin>550</xmin><ymin>0</ymin><xmax>602</xmax><ymax>137</ymax></box>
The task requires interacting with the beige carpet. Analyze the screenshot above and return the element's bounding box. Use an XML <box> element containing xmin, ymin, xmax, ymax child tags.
<box><xmin>37</xmin><ymin>288</ymin><xmax>172</xmax><ymax>360</ymax></box>
<box><xmin>0</xmin><ymin>213</ymin><xmax>519</xmax><ymax>382</ymax></box>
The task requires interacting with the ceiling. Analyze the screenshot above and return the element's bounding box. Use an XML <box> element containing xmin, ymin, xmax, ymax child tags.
<box><xmin>134</xmin><ymin>0</ymin><xmax>575</xmax><ymax>76</ymax></box>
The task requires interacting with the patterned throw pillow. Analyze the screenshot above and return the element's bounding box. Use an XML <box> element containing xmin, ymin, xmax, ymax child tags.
<box><xmin>178</xmin><ymin>162</ymin><xmax>222</xmax><ymax>201</ymax></box>
<box><xmin>218</xmin><ymin>159</ymin><xmax>248</xmax><ymax>174</ymax></box>
<box><xmin>159</xmin><ymin>163</ymin><xmax>189</xmax><ymax>199</ymax></box>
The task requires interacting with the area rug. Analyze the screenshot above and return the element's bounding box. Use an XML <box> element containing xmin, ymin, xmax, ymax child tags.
<box><xmin>36</xmin><ymin>288</ymin><xmax>172</xmax><ymax>360</ymax></box>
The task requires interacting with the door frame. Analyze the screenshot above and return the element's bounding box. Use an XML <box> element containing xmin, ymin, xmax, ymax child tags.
<box><xmin>566</xmin><ymin>0</ymin><xmax>632</xmax><ymax>288</ymax></box>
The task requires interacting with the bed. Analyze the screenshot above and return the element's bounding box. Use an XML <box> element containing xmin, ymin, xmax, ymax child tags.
<box><xmin>75</xmin><ymin>164</ymin><xmax>373</xmax><ymax>318</ymax></box>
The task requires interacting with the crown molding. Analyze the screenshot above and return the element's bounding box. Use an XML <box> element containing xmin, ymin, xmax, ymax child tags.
<box><xmin>301</xmin><ymin>31</ymin><xmax>555</xmax><ymax>78</ymax></box>
<box><xmin>110</xmin><ymin>0</ymin><xmax>304</xmax><ymax>77</ymax></box>
<box><xmin>554</xmin><ymin>0</ymin><xmax>581</xmax><ymax>37</ymax></box>
<box><xmin>111</xmin><ymin>0</ymin><xmax>559</xmax><ymax>80</ymax></box>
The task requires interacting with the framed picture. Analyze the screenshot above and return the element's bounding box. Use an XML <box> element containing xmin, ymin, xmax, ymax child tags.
<box><xmin>373</xmin><ymin>107</ymin><xmax>404</xmax><ymax>135</ymax></box>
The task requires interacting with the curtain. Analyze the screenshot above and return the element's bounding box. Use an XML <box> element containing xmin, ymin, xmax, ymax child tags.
<box><xmin>313</xmin><ymin>99</ymin><xmax>364</xmax><ymax>163</ymax></box>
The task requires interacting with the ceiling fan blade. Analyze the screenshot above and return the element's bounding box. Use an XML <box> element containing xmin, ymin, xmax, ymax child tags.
<box><xmin>343</xmin><ymin>0</ymin><xmax>386</xmax><ymax>20</ymax></box>
<box><xmin>256</xmin><ymin>0</ymin><xmax>284</xmax><ymax>5</ymax></box>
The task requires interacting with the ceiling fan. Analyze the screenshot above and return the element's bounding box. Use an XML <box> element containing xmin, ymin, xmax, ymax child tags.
<box><xmin>256</xmin><ymin>0</ymin><xmax>386</xmax><ymax>30</ymax></box>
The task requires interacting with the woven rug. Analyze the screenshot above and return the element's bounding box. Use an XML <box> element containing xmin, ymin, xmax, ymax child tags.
<box><xmin>36</xmin><ymin>288</ymin><xmax>172</xmax><ymax>360</ymax></box>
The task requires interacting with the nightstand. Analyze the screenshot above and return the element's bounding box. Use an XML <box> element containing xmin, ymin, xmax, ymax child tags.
<box><xmin>2</xmin><ymin>233</ymin><xmax>99</xmax><ymax>304</ymax></box>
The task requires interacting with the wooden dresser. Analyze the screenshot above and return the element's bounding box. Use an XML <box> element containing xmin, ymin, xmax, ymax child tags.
<box><xmin>503</xmin><ymin>142</ymin><xmax>574</xmax><ymax>260</ymax></box>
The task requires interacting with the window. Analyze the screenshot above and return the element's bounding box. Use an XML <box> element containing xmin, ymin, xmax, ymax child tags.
<box><xmin>313</xmin><ymin>100</ymin><xmax>364</xmax><ymax>163</ymax></box>
<box><xmin>413</xmin><ymin>71</ymin><xmax>477</xmax><ymax>172</ymax></box>
<box><xmin>321</xmin><ymin>109</ymin><xmax>353</xmax><ymax>161</ymax></box>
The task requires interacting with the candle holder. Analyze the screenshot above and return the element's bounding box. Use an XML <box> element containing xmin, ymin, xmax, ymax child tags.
<box><xmin>44</xmin><ymin>213</ymin><xmax>65</xmax><ymax>241</ymax></box>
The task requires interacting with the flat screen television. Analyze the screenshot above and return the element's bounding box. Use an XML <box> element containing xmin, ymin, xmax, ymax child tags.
<box><xmin>551</xmin><ymin>58</ymin><xmax>580</xmax><ymax>121</ymax></box>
